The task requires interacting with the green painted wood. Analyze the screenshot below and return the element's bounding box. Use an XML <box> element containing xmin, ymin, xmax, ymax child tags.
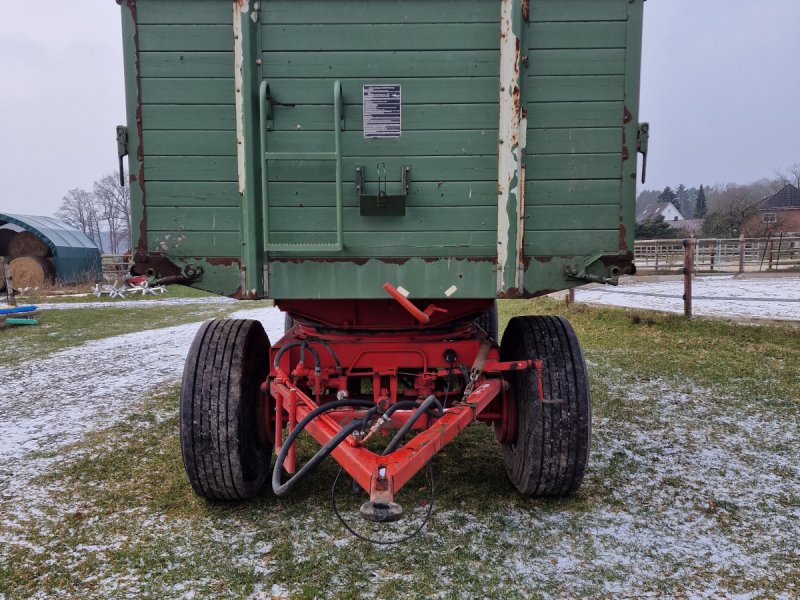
<box><xmin>264</xmin><ymin>78</ymin><xmax>499</xmax><ymax>104</ymax></box>
<box><xmin>527</xmin><ymin>128</ymin><xmax>621</xmax><ymax>155</ymax></box>
<box><xmin>267</xmin><ymin>206</ymin><xmax>496</xmax><ymax>232</ymax></box>
<box><xmin>525</xmin><ymin>180</ymin><xmax>622</xmax><ymax>205</ymax></box>
<box><xmin>527</xmin><ymin>76</ymin><xmax>626</xmax><ymax>102</ymax></box>
<box><xmin>144</xmin><ymin>130</ymin><xmax>237</xmax><ymax>156</ymax></box>
<box><xmin>527</xmin><ymin>102</ymin><xmax>622</xmax><ymax>129</ymax></box>
<box><xmin>268</xmin><ymin>231</ymin><xmax>496</xmax><ymax>257</ymax></box>
<box><xmin>528</xmin><ymin>22</ymin><xmax>627</xmax><ymax>50</ymax></box>
<box><xmin>144</xmin><ymin>182</ymin><xmax>241</xmax><ymax>207</ymax></box>
<box><xmin>528</xmin><ymin>49</ymin><xmax>626</xmax><ymax>76</ymax></box>
<box><xmin>147</xmin><ymin>230</ymin><xmax>241</xmax><ymax>256</ymax></box>
<box><xmin>148</xmin><ymin>206</ymin><xmax>240</xmax><ymax>232</ymax></box>
<box><xmin>262</xmin><ymin>0</ymin><xmax>500</xmax><ymax>24</ymax></box>
<box><xmin>138</xmin><ymin>25</ymin><xmax>232</xmax><ymax>52</ymax></box>
<box><xmin>525</xmin><ymin>205</ymin><xmax>620</xmax><ymax>231</ymax></box>
<box><xmin>268</xmin><ymin>258</ymin><xmax>497</xmax><ymax>300</ymax></box>
<box><xmin>524</xmin><ymin>230</ymin><xmax>620</xmax><ymax>256</ymax></box>
<box><xmin>146</xmin><ymin>156</ymin><xmax>238</xmax><ymax>182</ymax></box>
<box><xmin>526</xmin><ymin>154</ymin><xmax>621</xmax><ymax>180</ymax></box>
<box><xmin>266</xmin><ymin>130</ymin><xmax>497</xmax><ymax>157</ymax></box>
<box><xmin>136</xmin><ymin>1</ymin><xmax>231</xmax><ymax>25</ymax></box>
<box><xmin>138</xmin><ymin>52</ymin><xmax>233</xmax><ymax>78</ymax></box>
<box><xmin>270</xmin><ymin>104</ymin><xmax>500</xmax><ymax>131</ymax></box>
<box><xmin>268</xmin><ymin>181</ymin><xmax>497</xmax><ymax>208</ymax></box>
<box><xmin>261</xmin><ymin>51</ymin><xmax>499</xmax><ymax>79</ymax></box>
<box><xmin>263</xmin><ymin>24</ymin><xmax>499</xmax><ymax>51</ymax></box>
<box><xmin>266</xmin><ymin>157</ymin><xmax>498</xmax><ymax>183</ymax></box>
<box><xmin>121</xmin><ymin>3</ymin><xmax>144</xmax><ymax>253</ymax></box>
<box><xmin>141</xmin><ymin>105</ymin><xmax>236</xmax><ymax>130</ymax></box>
<box><xmin>530</xmin><ymin>0</ymin><xmax>629</xmax><ymax>22</ymax></box>
<box><xmin>140</xmin><ymin>78</ymin><xmax>234</xmax><ymax>104</ymax></box>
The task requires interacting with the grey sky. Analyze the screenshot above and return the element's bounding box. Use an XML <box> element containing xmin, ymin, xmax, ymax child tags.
<box><xmin>1</xmin><ymin>1</ymin><xmax>798</xmax><ymax>217</ymax></box>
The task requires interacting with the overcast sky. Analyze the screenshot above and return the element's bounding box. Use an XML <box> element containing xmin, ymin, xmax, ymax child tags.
<box><xmin>1</xmin><ymin>0</ymin><xmax>798</xmax><ymax>217</ymax></box>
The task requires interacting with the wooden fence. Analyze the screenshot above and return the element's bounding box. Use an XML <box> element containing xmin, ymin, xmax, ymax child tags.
<box><xmin>635</xmin><ymin>234</ymin><xmax>800</xmax><ymax>274</ymax></box>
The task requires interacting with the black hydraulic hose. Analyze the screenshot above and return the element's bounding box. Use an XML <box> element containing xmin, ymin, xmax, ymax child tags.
<box><xmin>306</xmin><ymin>337</ymin><xmax>341</xmax><ymax>373</ymax></box>
<box><xmin>273</xmin><ymin>341</ymin><xmax>322</xmax><ymax>375</ymax></box>
<box><xmin>272</xmin><ymin>399</ymin><xmax>375</xmax><ymax>496</ymax></box>
<box><xmin>384</xmin><ymin>399</ymin><xmax>442</xmax><ymax>420</ymax></box>
<box><xmin>382</xmin><ymin>394</ymin><xmax>443</xmax><ymax>456</ymax></box>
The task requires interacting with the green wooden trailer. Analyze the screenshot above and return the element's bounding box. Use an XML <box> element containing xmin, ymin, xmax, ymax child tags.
<box><xmin>118</xmin><ymin>0</ymin><xmax>647</xmax><ymax>532</ymax></box>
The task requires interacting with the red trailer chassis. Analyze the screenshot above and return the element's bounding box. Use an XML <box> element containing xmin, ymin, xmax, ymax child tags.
<box><xmin>268</xmin><ymin>287</ymin><xmax>544</xmax><ymax>520</ymax></box>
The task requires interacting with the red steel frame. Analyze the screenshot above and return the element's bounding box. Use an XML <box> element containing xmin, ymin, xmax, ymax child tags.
<box><xmin>266</xmin><ymin>296</ymin><xmax>539</xmax><ymax>507</ymax></box>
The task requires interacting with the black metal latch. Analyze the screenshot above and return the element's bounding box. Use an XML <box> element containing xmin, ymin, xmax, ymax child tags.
<box><xmin>116</xmin><ymin>125</ymin><xmax>128</xmax><ymax>186</ymax></box>
<box><xmin>357</xmin><ymin>163</ymin><xmax>410</xmax><ymax>216</ymax></box>
<box><xmin>637</xmin><ymin>122</ymin><xmax>649</xmax><ymax>184</ymax></box>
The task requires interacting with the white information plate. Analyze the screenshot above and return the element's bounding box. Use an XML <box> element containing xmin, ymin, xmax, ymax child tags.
<box><xmin>363</xmin><ymin>84</ymin><xmax>401</xmax><ymax>139</ymax></box>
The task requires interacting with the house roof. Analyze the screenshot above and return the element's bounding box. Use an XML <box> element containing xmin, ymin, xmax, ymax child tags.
<box><xmin>759</xmin><ymin>184</ymin><xmax>800</xmax><ymax>210</ymax></box>
<box><xmin>635</xmin><ymin>198</ymin><xmax>685</xmax><ymax>223</ymax></box>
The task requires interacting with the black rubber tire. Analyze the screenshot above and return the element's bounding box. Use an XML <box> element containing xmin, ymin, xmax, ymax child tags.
<box><xmin>180</xmin><ymin>319</ymin><xmax>271</xmax><ymax>500</ymax></box>
<box><xmin>499</xmin><ymin>316</ymin><xmax>591</xmax><ymax>496</ymax></box>
<box><xmin>475</xmin><ymin>302</ymin><xmax>499</xmax><ymax>341</ymax></box>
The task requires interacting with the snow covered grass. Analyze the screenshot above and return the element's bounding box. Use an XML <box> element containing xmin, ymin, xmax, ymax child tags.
<box><xmin>1</xmin><ymin>300</ymin><xmax>798</xmax><ymax>598</ymax></box>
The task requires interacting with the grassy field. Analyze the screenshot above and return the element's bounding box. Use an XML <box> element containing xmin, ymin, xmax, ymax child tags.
<box><xmin>1</xmin><ymin>299</ymin><xmax>798</xmax><ymax>598</ymax></box>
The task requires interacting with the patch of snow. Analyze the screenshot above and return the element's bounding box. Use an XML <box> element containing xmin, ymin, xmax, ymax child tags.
<box><xmin>576</xmin><ymin>275</ymin><xmax>800</xmax><ymax>320</ymax></box>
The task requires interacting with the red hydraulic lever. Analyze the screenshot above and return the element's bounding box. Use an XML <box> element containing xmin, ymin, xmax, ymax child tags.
<box><xmin>383</xmin><ymin>282</ymin><xmax>430</xmax><ymax>324</ymax></box>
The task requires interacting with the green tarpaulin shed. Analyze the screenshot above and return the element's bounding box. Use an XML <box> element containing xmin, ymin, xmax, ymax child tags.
<box><xmin>0</xmin><ymin>214</ymin><xmax>101</xmax><ymax>284</ymax></box>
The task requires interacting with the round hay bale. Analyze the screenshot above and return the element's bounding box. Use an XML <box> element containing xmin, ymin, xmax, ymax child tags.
<box><xmin>0</xmin><ymin>229</ymin><xmax>16</xmax><ymax>256</ymax></box>
<box><xmin>9</xmin><ymin>256</ymin><xmax>55</xmax><ymax>287</ymax></box>
<box><xmin>9</xmin><ymin>231</ymin><xmax>50</xmax><ymax>258</ymax></box>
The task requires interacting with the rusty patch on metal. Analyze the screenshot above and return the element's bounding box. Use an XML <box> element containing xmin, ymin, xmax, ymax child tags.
<box><xmin>205</xmin><ymin>256</ymin><xmax>241</xmax><ymax>268</ymax></box>
<box><xmin>622</xmin><ymin>145</ymin><xmax>629</xmax><ymax>161</ymax></box>
<box><xmin>131</xmin><ymin>251</ymin><xmax>182</xmax><ymax>278</ymax></box>
<box><xmin>521</xmin><ymin>0</ymin><xmax>530</xmax><ymax>21</ymax></box>
<box><xmin>618</xmin><ymin>219</ymin><xmax>629</xmax><ymax>252</ymax></box>
<box><xmin>623</xmin><ymin>105</ymin><xmax>633</xmax><ymax>124</ymax></box>
<box><xmin>534</xmin><ymin>256</ymin><xmax>553</xmax><ymax>263</ymax></box>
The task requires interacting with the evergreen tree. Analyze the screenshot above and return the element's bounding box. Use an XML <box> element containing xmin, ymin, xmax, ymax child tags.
<box><xmin>675</xmin><ymin>184</ymin><xmax>690</xmax><ymax>216</ymax></box>
<box><xmin>635</xmin><ymin>215</ymin><xmax>685</xmax><ymax>239</ymax></box>
<box><xmin>659</xmin><ymin>186</ymin><xmax>677</xmax><ymax>205</ymax></box>
<box><xmin>695</xmin><ymin>185</ymin><xmax>708</xmax><ymax>219</ymax></box>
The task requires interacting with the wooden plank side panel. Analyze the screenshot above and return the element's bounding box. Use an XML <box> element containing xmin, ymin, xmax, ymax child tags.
<box><xmin>263</xmin><ymin>24</ymin><xmax>499</xmax><ymax>52</ymax></box>
<box><xmin>528</xmin><ymin>49</ymin><xmax>626</xmax><ymax>76</ymax></box>
<box><xmin>148</xmin><ymin>206</ymin><xmax>241</xmax><ymax>232</ymax></box>
<box><xmin>527</xmin><ymin>76</ymin><xmax>626</xmax><ymax>102</ymax></box>
<box><xmin>269</xmin><ymin>231</ymin><xmax>496</xmax><ymax>256</ymax></box>
<box><xmin>525</xmin><ymin>180</ymin><xmax>622</xmax><ymax>206</ymax></box>
<box><xmin>139</xmin><ymin>52</ymin><xmax>233</xmax><ymax>78</ymax></box>
<box><xmin>136</xmin><ymin>1</ymin><xmax>232</xmax><ymax>25</ymax></box>
<box><xmin>525</xmin><ymin>205</ymin><xmax>621</xmax><ymax>231</ymax></box>
<box><xmin>267</xmin><ymin>130</ymin><xmax>497</xmax><ymax>157</ymax></box>
<box><xmin>531</xmin><ymin>0</ymin><xmax>629</xmax><ymax>22</ymax></box>
<box><xmin>262</xmin><ymin>0</ymin><xmax>500</xmax><ymax>24</ymax></box>
<box><xmin>147</xmin><ymin>231</ymin><xmax>241</xmax><ymax>257</ymax></box>
<box><xmin>145</xmin><ymin>130</ymin><xmax>238</xmax><ymax>157</ymax></box>
<box><xmin>527</xmin><ymin>128</ymin><xmax>622</xmax><ymax>155</ymax></box>
<box><xmin>144</xmin><ymin>182</ymin><xmax>241</xmax><ymax>207</ymax></box>
<box><xmin>141</xmin><ymin>105</ymin><xmax>236</xmax><ymax>130</ymax></box>
<box><xmin>268</xmin><ymin>181</ymin><xmax>498</xmax><ymax>208</ymax></box>
<box><xmin>528</xmin><ymin>22</ymin><xmax>628</xmax><ymax>50</ymax></box>
<box><xmin>140</xmin><ymin>78</ymin><xmax>234</xmax><ymax>104</ymax></box>
<box><xmin>265</xmin><ymin>78</ymin><xmax>499</xmax><ymax>104</ymax></box>
<box><xmin>269</xmin><ymin>104</ymin><xmax>500</xmax><ymax>131</ymax></box>
<box><xmin>527</xmin><ymin>102</ymin><xmax>623</xmax><ymax>129</ymax></box>
<box><xmin>138</xmin><ymin>24</ymin><xmax>232</xmax><ymax>52</ymax></box>
<box><xmin>261</xmin><ymin>51</ymin><xmax>500</xmax><ymax>79</ymax></box>
<box><xmin>527</xmin><ymin>155</ymin><xmax>621</xmax><ymax>181</ymax></box>
<box><xmin>268</xmin><ymin>206</ymin><xmax>496</xmax><ymax>233</ymax></box>
<box><xmin>524</xmin><ymin>230</ymin><xmax>621</xmax><ymax>257</ymax></box>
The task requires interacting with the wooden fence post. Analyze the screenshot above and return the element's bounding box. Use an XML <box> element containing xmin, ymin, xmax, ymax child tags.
<box><xmin>738</xmin><ymin>234</ymin><xmax>745</xmax><ymax>274</ymax></box>
<box><xmin>566</xmin><ymin>288</ymin><xmax>575</xmax><ymax>306</ymax></box>
<box><xmin>683</xmin><ymin>238</ymin><xmax>694</xmax><ymax>318</ymax></box>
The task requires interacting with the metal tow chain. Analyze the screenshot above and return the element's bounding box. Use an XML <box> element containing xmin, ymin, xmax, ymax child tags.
<box><xmin>460</xmin><ymin>342</ymin><xmax>491</xmax><ymax>403</ymax></box>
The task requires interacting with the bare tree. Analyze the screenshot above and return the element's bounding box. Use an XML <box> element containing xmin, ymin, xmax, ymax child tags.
<box><xmin>775</xmin><ymin>163</ymin><xmax>800</xmax><ymax>188</ymax></box>
<box><xmin>56</xmin><ymin>188</ymin><xmax>104</xmax><ymax>251</ymax></box>
<box><xmin>94</xmin><ymin>173</ymin><xmax>131</xmax><ymax>253</ymax></box>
